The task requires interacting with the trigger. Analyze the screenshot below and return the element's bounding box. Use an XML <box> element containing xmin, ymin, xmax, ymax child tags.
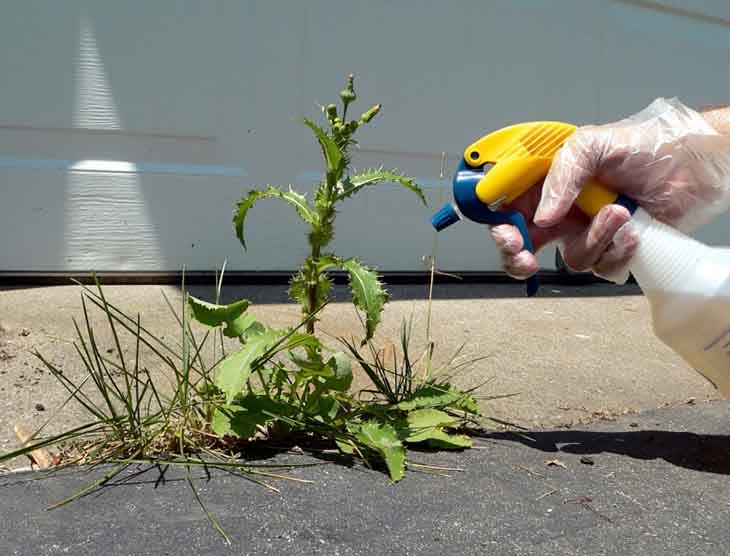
<box><xmin>504</xmin><ymin>210</ymin><xmax>539</xmax><ymax>297</ymax></box>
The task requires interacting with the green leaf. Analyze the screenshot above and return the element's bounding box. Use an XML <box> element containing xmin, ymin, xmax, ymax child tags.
<box><xmin>187</xmin><ymin>295</ymin><xmax>250</xmax><ymax>327</ymax></box>
<box><xmin>335</xmin><ymin>437</ymin><xmax>357</xmax><ymax>456</ymax></box>
<box><xmin>233</xmin><ymin>186</ymin><xmax>316</xmax><ymax>249</ymax></box>
<box><xmin>321</xmin><ymin>352</ymin><xmax>353</xmax><ymax>392</ymax></box>
<box><xmin>309</xmin><ymin>395</ymin><xmax>340</xmax><ymax>423</ymax></box>
<box><xmin>423</xmin><ymin>431</ymin><xmax>472</xmax><ymax>449</ymax></box>
<box><xmin>406</xmin><ymin>408</ymin><xmax>460</xmax><ymax>430</ymax></box>
<box><xmin>289</xmin><ymin>351</ymin><xmax>334</xmax><ymax>378</ymax></box>
<box><xmin>215</xmin><ymin>328</ymin><xmax>285</xmax><ymax>403</ymax></box>
<box><xmin>211</xmin><ymin>405</ymin><xmax>236</xmax><ymax>437</ymax></box>
<box><xmin>352</xmin><ymin>421</ymin><xmax>406</xmax><ymax>482</ymax></box>
<box><xmin>303</xmin><ymin>118</ymin><xmax>344</xmax><ymax>180</ymax></box>
<box><xmin>396</xmin><ymin>409</ymin><xmax>472</xmax><ymax>450</ymax></box>
<box><xmin>224</xmin><ymin>313</ymin><xmax>261</xmax><ymax>339</ymax></box>
<box><xmin>396</xmin><ymin>384</ymin><xmax>480</xmax><ymax>414</ymax></box>
<box><xmin>341</xmin><ymin>259</ymin><xmax>388</xmax><ymax>343</ymax></box>
<box><xmin>187</xmin><ymin>295</ymin><xmax>261</xmax><ymax>339</ymax></box>
<box><xmin>212</xmin><ymin>395</ymin><xmax>292</xmax><ymax>439</ymax></box>
<box><xmin>339</xmin><ymin>168</ymin><xmax>427</xmax><ymax>205</ymax></box>
<box><xmin>288</xmin><ymin>271</ymin><xmax>333</xmax><ymax>315</ymax></box>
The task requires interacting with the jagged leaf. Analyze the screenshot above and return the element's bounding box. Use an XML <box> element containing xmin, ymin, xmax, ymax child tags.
<box><xmin>289</xmin><ymin>351</ymin><xmax>333</xmax><ymax>377</ymax></box>
<box><xmin>406</xmin><ymin>408</ymin><xmax>460</xmax><ymax>430</ymax></box>
<box><xmin>233</xmin><ymin>186</ymin><xmax>316</xmax><ymax>249</ymax></box>
<box><xmin>224</xmin><ymin>313</ymin><xmax>262</xmax><ymax>339</ymax></box>
<box><xmin>212</xmin><ymin>395</ymin><xmax>292</xmax><ymax>439</ymax></box>
<box><xmin>335</xmin><ymin>437</ymin><xmax>357</xmax><ymax>455</ymax></box>
<box><xmin>396</xmin><ymin>384</ymin><xmax>480</xmax><ymax>414</ymax></box>
<box><xmin>187</xmin><ymin>295</ymin><xmax>260</xmax><ymax>339</ymax></box>
<box><xmin>409</xmin><ymin>428</ymin><xmax>472</xmax><ymax>449</ymax></box>
<box><xmin>321</xmin><ymin>352</ymin><xmax>353</xmax><ymax>392</ymax></box>
<box><xmin>287</xmin><ymin>271</ymin><xmax>333</xmax><ymax>314</ymax></box>
<box><xmin>187</xmin><ymin>295</ymin><xmax>250</xmax><ymax>327</ymax></box>
<box><xmin>353</xmin><ymin>421</ymin><xmax>406</xmax><ymax>482</ymax></box>
<box><xmin>211</xmin><ymin>404</ymin><xmax>236</xmax><ymax>437</ymax></box>
<box><xmin>341</xmin><ymin>259</ymin><xmax>388</xmax><ymax>342</ymax></box>
<box><xmin>215</xmin><ymin>328</ymin><xmax>285</xmax><ymax>403</ymax></box>
<box><xmin>303</xmin><ymin>118</ymin><xmax>344</xmax><ymax>180</ymax></box>
<box><xmin>308</xmin><ymin>395</ymin><xmax>340</xmax><ymax>423</ymax></box>
<box><xmin>395</xmin><ymin>409</ymin><xmax>472</xmax><ymax>450</ymax></box>
<box><xmin>339</xmin><ymin>168</ymin><xmax>426</xmax><ymax>205</ymax></box>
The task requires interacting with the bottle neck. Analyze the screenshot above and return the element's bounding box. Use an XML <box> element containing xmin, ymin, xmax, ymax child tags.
<box><xmin>629</xmin><ymin>208</ymin><xmax>714</xmax><ymax>295</ymax></box>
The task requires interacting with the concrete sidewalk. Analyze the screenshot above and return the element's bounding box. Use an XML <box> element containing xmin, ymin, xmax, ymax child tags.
<box><xmin>2</xmin><ymin>400</ymin><xmax>729</xmax><ymax>555</ymax></box>
<box><xmin>0</xmin><ymin>281</ymin><xmax>720</xmax><ymax>458</ymax></box>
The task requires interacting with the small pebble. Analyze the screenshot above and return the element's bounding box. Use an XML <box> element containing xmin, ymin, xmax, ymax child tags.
<box><xmin>35</xmin><ymin>403</ymin><xmax>45</xmax><ymax>411</ymax></box>
<box><xmin>629</xmin><ymin>422</ymin><xmax>638</xmax><ymax>428</ymax></box>
<box><xmin>19</xmin><ymin>328</ymin><xmax>30</xmax><ymax>337</ymax></box>
<box><xmin>580</xmin><ymin>456</ymin><xmax>595</xmax><ymax>465</ymax></box>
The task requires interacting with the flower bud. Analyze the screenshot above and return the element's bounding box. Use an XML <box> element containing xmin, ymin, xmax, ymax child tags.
<box><xmin>339</xmin><ymin>74</ymin><xmax>356</xmax><ymax>105</ymax></box>
<box><xmin>325</xmin><ymin>103</ymin><xmax>337</xmax><ymax>120</ymax></box>
<box><xmin>360</xmin><ymin>103</ymin><xmax>381</xmax><ymax>123</ymax></box>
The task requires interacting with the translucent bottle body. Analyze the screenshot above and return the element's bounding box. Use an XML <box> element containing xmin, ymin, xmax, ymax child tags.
<box><xmin>629</xmin><ymin>208</ymin><xmax>730</xmax><ymax>396</ymax></box>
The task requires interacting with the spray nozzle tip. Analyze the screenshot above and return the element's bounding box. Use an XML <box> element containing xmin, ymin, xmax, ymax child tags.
<box><xmin>431</xmin><ymin>203</ymin><xmax>461</xmax><ymax>231</ymax></box>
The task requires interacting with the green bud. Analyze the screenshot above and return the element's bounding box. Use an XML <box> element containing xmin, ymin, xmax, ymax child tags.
<box><xmin>340</xmin><ymin>74</ymin><xmax>357</xmax><ymax>105</ymax></box>
<box><xmin>360</xmin><ymin>103</ymin><xmax>381</xmax><ymax>123</ymax></box>
<box><xmin>325</xmin><ymin>103</ymin><xmax>337</xmax><ymax>120</ymax></box>
<box><xmin>346</xmin><ymin>120</ymin><xmax>359</xmax><ymax>132</ymax></box>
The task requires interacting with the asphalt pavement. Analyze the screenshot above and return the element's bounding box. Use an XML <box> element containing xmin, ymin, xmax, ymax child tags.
<box><xmin>2</xmin><ymin>400</ymin><xmax>729</xmax><ymax>556</ymax></box>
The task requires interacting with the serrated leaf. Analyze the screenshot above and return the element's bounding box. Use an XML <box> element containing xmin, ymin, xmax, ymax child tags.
<box><xmin>212</xmin><ymin>395</ymin><xmax>292</xmax><ymax>439</ymax></box>
<box><xmin>291</xmin><ymin>274</ymin><xmax>332</xmax><ymax>314</ymax></box>
<box><xmin>407</xmin><ymin>408</ymin><xmax>460</xmax><ymax>430</ymax></box>
<box><xmin>339</xmin><ymin>168</ymin><xmax>427</xmax><ymax>205</ymax></box>
<box><xmin>395</xmin><ymin>409</ymin><xmax>472</xmax><ymax>450</ymax></box>
<box><xmin>335</xmin><ymin>437</ymin><xmax>357</xmax><ymax>455</ymax></box>
<box><xmin>215</xmin><ymin>329</ymin><xmax>284</xmax><ymax>403</ymax></box>
<box><xmin>233</xmin><ymin>186</ymin><xmax>316</xmax><ymax>249</ymax></box>
<box><xmin>341</xmin><ymin>259</ymin><xmax>388</xmax><ymax>343</ymax></box>
<box><xmin>224</xmin><ymin>313</ymin><xmax>261</xmax><ymax>339</ymax></box>
<box><xmin>187</xmin><ymin>295</ymin><xmax>260</xmax><ymax>339</ymax></box>
<box><xmin>187</xmin><ymin>295</ymin><xmax>250</xmax><ymax>327</ymax></box>
<box><xmin>396</xmin><ymin>384</ymin><xmax>480</xmax><ymax>414</ymax></box>
<box><xmin>308</xmin><ymin>395</ymin><xmax>340</xmax><ymax>423</ymax></box>
<box><xmin>211</xmin><ymin>405</ymin><xmax>236</xmax><ymax>437</ymax></box>
<box><xmin>417</xmin><ymin>429</ymin><xmax>472</xmax><ymax>450</ymax></box>
<box><xmin>353</xmin><ymin>421</ymin><xmax>406</xmax><ymax>482</ymax></box>
<box><xmin>289</xmin><ymin>351</ymin><xmax>333</xmax><ymax>377</ymax></box>
<box><xmin>303</xmin><ymin>118</ymin><xmax>344</xmax><ymax>181</ymax></box>
<box><xmin>321</xmin><ymin>352</ymin><xmax>353</xmax><ymax>392</ymax></box>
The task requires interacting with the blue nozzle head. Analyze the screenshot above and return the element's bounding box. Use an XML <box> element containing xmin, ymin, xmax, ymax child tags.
<box><xmin>429</xmin><ymin>158</ymin><xmax>541</xmax><ymax>297</ymax></box>
<box><xmin>431</xmin><ymin>203</ymin><xmax>461</xmax><ymax>231</ymax></box>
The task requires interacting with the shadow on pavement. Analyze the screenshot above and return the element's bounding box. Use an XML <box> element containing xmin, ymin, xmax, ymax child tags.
<box><xmin>479</xmin><ymin>428</ymin><xmax>730</xmax><ymax>475</ymax></box>
<box><xmin>0</xmin><ymin>276</ymin><xmax>644</xmax><ymax>304</ymax></box>
<box><xmin>180</xmin><ymin>281</ymin><xmax>643</xmax><ymax>305</ymax></box>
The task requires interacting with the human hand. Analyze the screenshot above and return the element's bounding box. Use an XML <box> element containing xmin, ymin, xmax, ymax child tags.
<box><xmin>491</xmin><ymin>97</ymin><xmax>730</xmax><ymax>283</ymax></box>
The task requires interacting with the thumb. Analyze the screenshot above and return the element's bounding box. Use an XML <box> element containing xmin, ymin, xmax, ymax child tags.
<box><xmin>534</xmin><ymin>128</ymin><xmax>602</xmax><ymax>228</ymax></box>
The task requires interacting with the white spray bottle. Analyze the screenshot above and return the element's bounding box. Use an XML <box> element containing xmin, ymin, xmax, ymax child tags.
<box><xmin>626</xmin><ymin>208</ymin><xmax>730</xmax><ymax>395</ymax></box>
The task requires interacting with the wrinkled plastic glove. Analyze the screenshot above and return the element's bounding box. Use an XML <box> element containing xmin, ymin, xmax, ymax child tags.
<box><xmin>491</xmin><ymin>97</ymin><xmax>730</xmax><ymax>283</ymax></box>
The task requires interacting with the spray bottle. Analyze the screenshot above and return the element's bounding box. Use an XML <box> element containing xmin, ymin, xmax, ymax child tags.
<box><xmin>431</xmin><ymin>121</ymin><xmax>730</xmax><ymax>396</ymax></box>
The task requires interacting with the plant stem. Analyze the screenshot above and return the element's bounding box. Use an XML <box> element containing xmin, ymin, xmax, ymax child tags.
<box><xmin>306</xmin><ymin>245</ymin><xmax>321</xmax><ymax>335</ymax></box>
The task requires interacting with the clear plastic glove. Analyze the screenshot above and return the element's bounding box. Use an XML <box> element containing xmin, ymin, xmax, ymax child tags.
<box><xmin>491</xmin><ymin>97</ymin><xmax>730</xmax><ymax>283</ymax></box>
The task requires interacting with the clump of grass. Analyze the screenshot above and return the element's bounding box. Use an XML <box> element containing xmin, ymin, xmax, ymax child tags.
<box><xmin>0</xmin><ymin>276</ymin><xmax>317</xmax><ymax>544</ymax></box>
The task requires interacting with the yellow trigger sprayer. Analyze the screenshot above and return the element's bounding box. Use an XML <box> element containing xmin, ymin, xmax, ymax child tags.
<box><xmin>430</xmin><ymin>121</ymin><xmax>638</xmax><ymax>296</ymax></box>
<box><xmin>432</xmin><ymin>120</ymin><xmax>730</xmax><ymax>398</ymax></box>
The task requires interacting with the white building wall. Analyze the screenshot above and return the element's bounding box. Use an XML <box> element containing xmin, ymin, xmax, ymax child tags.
<box><xmin>1</xmin><ymin>1</ymin><xmax>729</xmax><ymax>273</ymax></box>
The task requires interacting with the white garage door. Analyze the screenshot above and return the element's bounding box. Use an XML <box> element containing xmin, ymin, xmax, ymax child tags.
<box><xmin>1</xmin><ymin>1</ymin><xmax>729</xmax><ymax>274</ymax></box>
